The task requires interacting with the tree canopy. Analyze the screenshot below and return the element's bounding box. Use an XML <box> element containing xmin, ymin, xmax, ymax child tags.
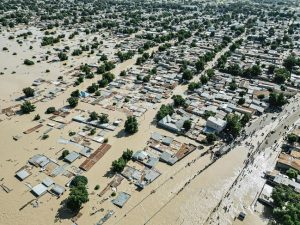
<box><xmin>124</xmin><ymin>116</ymin><xmax>138</xmax><ymax>134</ymax></box>
<box><xmin>21</xmin><ymin>101</ymin><xmax>36</xmax><ymax>114</ymax></box>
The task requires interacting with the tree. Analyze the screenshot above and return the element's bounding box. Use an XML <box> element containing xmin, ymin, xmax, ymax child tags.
<box><xmin>188</xmin><ymin>82</ymin><xmax>201</xmax><ymax>91</ymax></box>
<box><xmin>102</xmin><ymin>72</ymin><xmax>115</xmax><ymax>82</ymax></box>
<box><xmin>183</xmin><ymin>120</ymin><xmax>192</xmax><ymax>131</ymax></box>
<box><xmin>156</xmin><ymin>104</ymin><xmax>174</xmax><ymax>121</ymax></box>
<box><xmin>227</xmin><ymin>64</ymin><xmax>242</xmax><ymax>76</ymax></box>
<box><xmin>241</xmin><ymin>113</ymin><xmax>251</xmax><ymax>126</ymax></box>
<box><xmin>251</xmin><ymin>65</ymin><xmax>262</xmax><ymax>76</ymax></box>
<box><xmin>143</xmin><ymin>75</ymin><xmax>150</xmax><ymax>83</ymax></box>
<box><xmin>182</xmin><ymin>69</ymin><xmax>193</xmax><ymax>80</ymax></box>
<box><xmin>283</xmin><ymin>55</ymin><xmax>298</xmax><ymax>72</ymax></box>
<box><xmin>286</xmin><ymin>168</ymin><xmax>298</xmax><ymax>179</ymax></box>
<box><xmin>206</xmin><ymin>69</ymin><xmax>215</xmax><ymax>78</ymax></box>
<box><xmin>67</xmin><ymin>97</ymin><xmax>79</xmax><ymax>108</ymax></box>
<box><xmin>98</xmin><ymin>114</ymin><xmax>109</xmax><ymax>124</ymax></box>
<box><xmin>120</xmin><ymin>70</ymin><xmax>126</xmax><ymax>76</ymax></box>
<box><xmin>238</xmin><ymin>98</ymin><xmax>245</xmax><ymax>105</ymax></box>
<box><xmin>203</xmin><ymin>111</ymin><xmax>216</xmax><ymax>120</ymax></box>
<box><xmin>46</xmin><ymin>107</ymin><xmax>56</xmax><ymax>114</ymax></box>
<box><xmin>195</xmin><ymin>59</ymin><xmax>205</xmax><ymax>72</ymax></box>
<box><xmin>267</xmin><ymin>64</ymin><xmax>276</xmax><ymax>74</ymax></box>
<box><xmin>269</xmin><ymin>92</ymin><xmax>287</xmax><ymax>108</ymax></box>
<box><xmin>62</xmin><ymin>150</ymin><xmax>70</xmax><ymax>158</ymax></box>
<box><xmin>287</xmin><ymin>134</ymin><xmax>298</xmax><ymax>144</ymax></box>
<box><xmin>67</xmin><ymin>185</ymin><xmax>89</xmax><ymax>212</ymax></box>
<box><xmin>258</xmin><ymin>94</ymin><xmax>265</xmax><ymax>100</ymax></box>
<box><xmin>71</xmin><ymin>176</ymin><xmax>88</xmax><ymax>187</ymax></box>
<box><xmin>24</xmin><ymin>59</ymin><xmax>34</xmax><ymax>65</ymax></box>
<box><xmin>124</xmin><ymin>116</ymin><xmax>138</xmax><ymax>134</ymax></box>
<box><xmin>89</xmin><ymin>111</ymin><xmax>98</xmax><ymax>121</ymax></box>
<box><xmin>21</xmin><ymin>101</ymin><xmax>36</xmax><ymax>114</ymax></box>
<box><xmin>225</xmin><ymin>114</ymin><xmax>242</xmax><ymax>138</ymax></box>
<box><xmin>206</xmin><ymin>133</ymin><xmax>217</xmax><ymax>144</ymax></box>
<box><xmin>122</xmin><ymin>149</ymin><xmax>133</xmax><ymax>161</ymax></box>
<box><xmin>34</xmin><ymin>114</ymin><xmax>40</xmax><ymax>120</ymax></box>
<box><xmin>200</xmin><ymin>75</ymin><xmax>209</xmax><ymax>84</ymax></box>
<box><xmin>98</xmin><ymin>79</ymin><xmax>109</xmax><ymax>88</ymax></box>
<box><xmin>58</xmin><ymin>52</ymin><xmax>68</xmax><ymax>61</ymax></box>
<box><xmin>112</xmin><ymin>157</ymin><xmax>126</xmax><ymax>173</ymax></box>
<box><xmin>271</xmin><ymin>185</ymin><xmax>300</xmax><ymax>225</ymax></box>
<box><xmin>274</xmin><ymin>68</ymin><xmax>290</xmax><ymax>84</ymax></box>
<box><xmin>229</xmin><ymin>80</ymin><xmax>238</xmax><ymax>91</ymax></box>
<box><xmin>71</xmin><ymin>89</ymin><xmax>80</xmax><ymax>98</ymax></box>
<box><xmin>23</xmin><ymin>87</ymin><xmax>35</xmax><ymax>97</ymax></box>
<box><xmin>172</xmin><ymin>95</ymin><xmax>186</xmax><ymax>108</ymax></box>
<box><xmin>87</xmin><ymin>83</ymin><xmax>98</xmax><ymax>93</ymax></box>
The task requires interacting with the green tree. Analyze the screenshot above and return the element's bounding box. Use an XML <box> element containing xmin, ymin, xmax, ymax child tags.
<box><xmin>257</xmin><ymin>94</ymin><xmax>265</xmax><ymax>100</ymax></box>
<box><xmin>98</xmin><ymin>114</ymin><xmax>109</xmax><ymax>124</ymax></box>
<box><xmin>21</xmin><ymin>101</ymin><xmax>36</xmax><ymax>114</ymax></box>
<box><xmin>271</xmin><ymin>185</ymin><xmax>300</xmax><ymax>225</ymax></box>
<box><xmin>124</xmin><ymin>116</ymin><xmax>138</xmax><ymax>134</ymax></box>
<box><xmin>34</xmin><ymin>114</ymin><xmax>40</xmax><ymax>120</ymax></box>
<box><xmin>269</xmin><ymin>92</ymin><xmax>287</xmax><ymax>108</ymax></box>
<box><xmin>67</xmin><ymin>185</ymin><xmax>89</xmax><ymax>212</ymax></box>
<box><xmin>172</xmin><ymin>95</ymin><xmax>186</xmax><ymax>108</ymax></box>
<box><xmin>195</xmin><ymin>59</ymin><xmax>205</xmax><ymax>72</ymax></box>
<box><xmin>229</xmin><ymin>80</ymin><xmax>238</xmax><ymax>91</ymax></box>
<box><xmin>58</xmin><ymin>52</ymin><xmax>68</xmax><ymax>61</ymax></box>
<box><xmin>71</xmin><ymin>89</ymin><xmax>80</xmax><ymax>98</ymax></box>
<box><xmin>183</xmin><ymin>120</ymin><xmax>192</xmax><ymax>131</ymax></box>
<box><xmin>206</xmin><ymin>69</ymin><xmax>215</xmax><ymax>78</ymax></box>
<box><xmin>24</xmin><ymin>59</ymin><xmax>34</xmax><ymax>65</ymax></box>
<box><xmin>188</xmin><ymin>82</ymin><xmax>201</xmax><ymax>91</ymax></box>
<box><xmin>87</xmin><ymin>83</ymin><xmax>99</xmax><ymax>93</ymax></box>
<box><xmin>112</xmin><ymin>157</ymin><xmax>127</xmax><ymax>173</ymax></box>
<box><xmin>206</xmin><ymin>133</ymin><xmax>217</xmax><ymax>144</ymax></box>
<box><xmin>156</xmin><ymin>104</ymin><xmax>174</xmax><ymax>121</ymax></box>
<box><xmin>251</xmin><ymin>65</ymin><xmax>262</xmax><ymax>76</ymax></box>
<box><xmin>122</xmin><ymin>149</ymin><xmax>133</xmax><ymax>161</ymax></box>
<box><xmin>67</xmin><ymin>97</ymin><xmax>79</xmax><ymax>108</ymax></box>
<box><xmin>286</xmin><ymin>168</ymin><xmax>298</xmax><ymax>179</ymax></box>
<box><xmin>238</xmin><ymin>98</ymin><xmax>245</xmax><ymax>105</ymax></box>
<box><xmin>274</xmin><ymin>68</ymin><xmax>290</xmax><ymax>84</ymax></box>
<box><xmin>283</xmin><ymin>55</ymin><xmax>298</xmax><ymax>72</ymax></box>
<box><xmin>143</xmin><ymin>75</ymin><xmax>150</xmax><ymax>83</ymax></box>
<box><xmin>46</xmin><ymin>107</ymin><xmax>56</xmax><ymax>114</ymax></box>
<box><xmin>89</xmin><ymin>111</ymin><xmax>98</xmax><ymax>121</ymax></box>
<box><xmin>23</xmin><ymin>87</ymin><xmax>35</xmax><ymax>97</ymax></box>
<box><xmin>200</xmin><ymin>75</ymin><xmax>209</xmax><ymax>84</ymax></box>
<box><xmin>71</xmin><ymin>175</ymin><xmax>88</xmax><ymax>187</ymax></box>
<box><xmin>182</xmin><ymin>69</ymin><xmax>193</xmax><ymax>80</ymax></box>
<box><xmin>120</xmin><ymin>70</ymin><xmax>126</xmax><ymax>76</ymax></box>
<box><xmin>225</xmin><ymin>114</ymin><xmax>242</xmax><ymax>138</ymax></box>
<box><xmin>287</xmin><ymin>134</ymin><xmax>298</xmax><ymax>144</ymax></box>
<box><xmin>241</xmin><ymin>113</ymin><xmax>251</xmax><ymax>126</ymax></box>
<box><xmin>62</xmin><ymin>150</ymin><xmax>70</xmax><ymax>158</ymax></box>
<box><xmin>267</xmin><ymin>64</ymin><xmax>276</xmax><ymax>74</ymax></box>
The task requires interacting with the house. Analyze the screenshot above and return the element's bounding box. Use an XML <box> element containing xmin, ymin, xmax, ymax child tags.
<box><xmin>64</xmin><ymin>151</ymin><xmax>80</xmax><ymax>163</ymax></box>
<box><xmin>51</xmin><ymin>184</ymin><xmax>66</xmax><ymax>197</ymax></box>
<box><xmin>112</xmin><ymin>192</ymin><xmax>131</xmax><ymax>208</ymax></box>
<box><xmin>31</xmin><ymin>184</ymin><xmax>48</xmax><ymax>197</ymax></box>
<box><xmin>205</xmin><ymin>116</ymin><xmax>227</xmax><ymax>133</ymax></box>
<box><xmin>132</xmin><ymin>150</ymin><xmax>148</xmax><ymax>161</ymax></box>
<box><xmin>15</xmin><ymin>169</ymin><xmax>31</xmax><ymax>181</ymax></box>
<box><xmin>157</xmin><ymin>115</ymin><xmax>186</xmax><ymax>133</ymax></box>
<box><xmin>276</xmin><ymin>153</ymin><xmax>300</xmax><ymax>173</ymax></box>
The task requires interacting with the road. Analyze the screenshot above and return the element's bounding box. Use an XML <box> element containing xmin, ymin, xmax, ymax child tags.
<box><xmin>205</xmin><ymin>94</ymin><xmax>300</xmax><ymax>225</ymax></box>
